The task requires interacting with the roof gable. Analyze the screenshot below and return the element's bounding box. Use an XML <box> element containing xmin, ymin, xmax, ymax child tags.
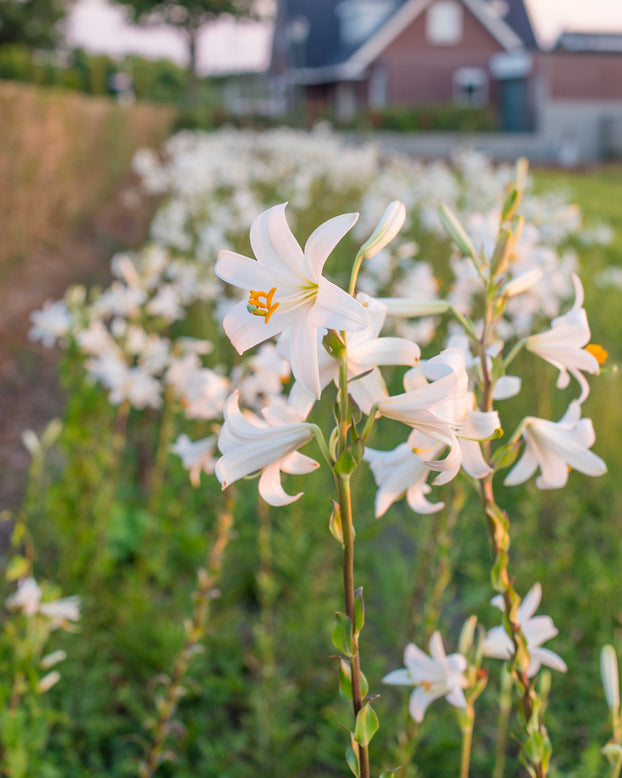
<box><xmin>348</xmin><ymin>0</ymin><xmax>524</xmax><ymax>74</ymax></box>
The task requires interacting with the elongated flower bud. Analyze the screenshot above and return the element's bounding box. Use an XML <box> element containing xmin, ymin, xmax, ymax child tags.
<box><xmin>359</xmin><ymin>201</ymin><xmax>406</xmax><ymax>258</ymax></box>
<box><xmin>601</xmin><ymin>644</ymin><xmax>620</xmax><ymax>711</ymax></box>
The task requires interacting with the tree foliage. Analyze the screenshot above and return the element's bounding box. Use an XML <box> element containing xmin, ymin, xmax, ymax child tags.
<box><xmin>0</xmin><ymin>0</ymin><xmax>71</xmax><ymax>49</ymax></box>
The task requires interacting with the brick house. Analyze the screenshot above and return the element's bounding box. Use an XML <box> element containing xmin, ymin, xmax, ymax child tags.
<box><xmin>270</xmin><ymin>0</ymin><xmax>539</xmax><ymax>130</ymax></box>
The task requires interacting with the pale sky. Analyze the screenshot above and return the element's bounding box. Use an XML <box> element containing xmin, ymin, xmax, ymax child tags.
<box><xmin>65</xmin><ymin>0</ymin><xmax>622</xmax><ymax>74</ymax></box>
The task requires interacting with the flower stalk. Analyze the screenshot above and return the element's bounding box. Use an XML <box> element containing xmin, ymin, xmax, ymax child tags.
<box><xmin>139</xmin><ymin>494</ymin><xmax>234</xmax><ymax>778</ymax></box>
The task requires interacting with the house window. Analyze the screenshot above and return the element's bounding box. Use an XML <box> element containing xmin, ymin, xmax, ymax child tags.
<box><xmin>453</xmin><ymin>67</ymin><xmax>488</xmax><ymax>107</ymax></box>
<box><xmin>426</xmin><ymin>1</ymin><xmax>463</xmax><ymax>45</ymax></box>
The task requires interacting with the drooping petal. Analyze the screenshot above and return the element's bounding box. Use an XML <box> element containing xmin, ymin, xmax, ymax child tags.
<box><xmin>258</xmin><ymin>461</ymin><xmax>302</xmax><ymax>506</ymax></box>
<box><xmin>350</xmin><ymin>337</ymin><xmax>420</xmax><ymax>368</ymax></box>
<box><xmin>409</xmin><ymin>687</ymin><xmax>434</xmax><ymax>723</ymax></box>
<box><xmin>288</xmin><ymin>319</ymin><xmax>322</xmax><ymax>399</ymax></box>
<box><xmin>445</xmin><ymin>686</ymin><xmax>467</xmax><ymax>708</ymax></box>
<box><xmin>303</xmin><ymin>212</ymin><xmax>359</xmax><ymax>279</ymax></box>
<box><xmin>532</xmin><ymin>646</ymin><xmax>567</xmax><ymax>674</ymax></box>
<box><xmin>460</xmin><ymin>437</ymin><xmax>493</xmax><ymax>479</ymax></box>
<box><xmin>348</xmin><ymin>367</ymin><xmax>389</xmax><ymax>414</ymax></box>
<box><xmin>280</xmin><ymin>450</ymin><xmax>320</xmax><ymax>475</ymax></box>
<box><xmin>504</xmin><ymin>447</ymin><xmax>539</xmax><ymax>486</ymax></box>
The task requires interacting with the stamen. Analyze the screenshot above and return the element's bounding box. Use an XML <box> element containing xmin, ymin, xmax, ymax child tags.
<box><xmin>586</xmin><ymin>343</ymin><xmax>608</xmax><ymax>365</ymax></box>
<box><xmin>247</xmin><ymin>287</ymin><xmax>279</xmax><ymax>323</ymax></box>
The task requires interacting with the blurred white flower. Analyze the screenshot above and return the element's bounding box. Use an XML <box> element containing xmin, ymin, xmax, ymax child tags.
<box><xmin>172</xmin><ymin>433</ymin><xmax>218</xmax><ymax>486</ymax></box>
<box><xmin>29</xmin><ymin>300</ymin><xmax>72</xmax><ymax>347</ymax></box>
<box><xmin>482</xmin><ymin>583</ymin><xmax>567</xmax><ymax>676</ymax></box>
<box><xmin>383</xmin><ymin>631</ymin><xmax>468</xmax><ymax>722</ymax></box>
<box><xmin>504</xmin><ymin>401</ymin><xmax>606</xmax><ymax>490</ymax></box>
<box><xmin>6</xmin><ymin>578</ymin><xmax>80</xmax><ymax>628</ymax></box>
<box><xmin>526</xmin><ymin>274</ymin><xmax>599</xmax><ymax>402</ymax></box>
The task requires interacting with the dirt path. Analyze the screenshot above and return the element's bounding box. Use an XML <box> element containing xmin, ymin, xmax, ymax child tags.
<box><xmin>0</xmin><ymin>180</ymin><xmax>157</xmax><ymax>510</ymax></box>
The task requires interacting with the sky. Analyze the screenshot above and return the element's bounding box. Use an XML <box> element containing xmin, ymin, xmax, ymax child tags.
<box><xmin>65</xmin><ymin>0</ymin><xmax>622</xmax><ymax>75</ymax></box>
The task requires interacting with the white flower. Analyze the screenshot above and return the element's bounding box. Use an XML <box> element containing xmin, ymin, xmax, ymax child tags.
<box><xmin>504</xmin><ymin>401</ymin><xmax>606</xmax><ymax>489</ymax></box>
<box><xmin>526</xmin><ymin>274</ymin><xmax>599</xmax><ymax>402</ymax></box>
<box><xmin>287</xmin><ymin>294</ymin><xmax>420</xmax><ymax>415</ymax></box>
<box><xmin>176</xmin><ymin>367</ymin><xmax>230</xmax><ymax>420</ymax></box>
<box><xmin>383</xmin><ymin>631</ymin><xmax>468</xmax><ymax>723</ymax></box>
<box><xmin>215</xmin><ymin>203</ymin><xmax>367</xmax><ymax>398</ymax></box>
<box><xmin>5</xmin><ymin>577</ymin><xmax>42</xmax><ymax>616</ymax></box>
<box><xmin>172</xmin><ymin>433</ymin><xmax>218</xmax><ymax>486</ymax></box>
<box><xmin>378</xmin><ymin>349</ymin><xmax>500</xmax><ymax>484</ymax></box>
<box><xmin>6</xmin><ymin>578</ymin><xmax>80</xmax><ymax>627</ymax></box>
<box><xmin>29</xmin><ymin>300</ymin><xmax>72</xmax><ymax>347</ymax></box>
<box><xmin>364</xmin><ymin>432</ymin><xmax>444</xmax><ymax>518</ymax></box>
<box><xmin>215</xmin><ymin>391</ymin><xmax>319</xmax><ymax>506</ymax></box>
<box><xmin>482</xmin><ymin>583</ymin><xmax>567</xmax><ymax>676</ymax></box>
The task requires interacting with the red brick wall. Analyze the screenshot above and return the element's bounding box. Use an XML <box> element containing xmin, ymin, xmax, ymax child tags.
<box><xmin>372</xmin><ymin>2</ymin><xmax>506</xmax><ymax>104</ymax></box>
<box><xmin>535</xmin><ymin>53</ymin><xmax>622</xmax><ymax>101</ymax></box>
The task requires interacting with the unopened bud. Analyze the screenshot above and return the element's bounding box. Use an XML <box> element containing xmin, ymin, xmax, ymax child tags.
<box><xmin>38</xmin><ymin>670</ymin><xmax>61</xmax><ymax>693</ymax></box>
<box><xmin>41</xmin><ymin>650</ymin><xmax>67</xmax><ymax>669</ymax></box>
<box><xmin>359</xmin><ymin>201</ymin><xmax>406</xmax><ymax>259</ymax></box>
<box><xmin>438</xmin><ymin>205</ymin><xmax>478</xmax><ymax>261</ymax></box>
<box><xmin>601</xmin><ymin>644</ymin><xmax>620</xmax><ymax>711</ymax></box>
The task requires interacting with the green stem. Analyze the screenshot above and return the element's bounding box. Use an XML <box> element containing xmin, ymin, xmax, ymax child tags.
<box><xmin>334</xmin><ymin>343</ymin><xmax>370</xmax><ymax>778</ymax></box>
<box><xmin>348</xmin><ymin>251</ymin><xmax>365</xmax><ymax>297</ymax></box>
<box><xmin>478</xmin><ymin>288</ymin><xmax>547</xmax><ymax>778</ymax></box>
<box><xmin>139</xmin><ymin>493</ymin><xmax>234</xmax><ymax>778</ymax></box>
<box><xmin>492</xmin><ymin>666</ymin><xmax>513</xmax><ymax>778</ymax></box>
<box><xmin>459</xmin><ymin>703</ymin><xmax>475</xmax><ymax>778</ymax></box>
<box><xmin>502</xmin><ymin>338</ymin><xmax>527</xmax><ymax>371</ymax></box>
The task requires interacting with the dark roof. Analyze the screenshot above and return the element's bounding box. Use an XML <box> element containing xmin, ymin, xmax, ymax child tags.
<box><xmin>271</xmin><ymin>0</ymin><xmax>538</xmax><ymax>74</ymax></box>
<box><xmin>555</xmin><ymin>31</ymin><xmax>622</xmax><ymax>53</ymax></box>
<box><xmin>496</xmin><ymin>0</ymin><xmax>538</xmax><ymax>49</ymax></box>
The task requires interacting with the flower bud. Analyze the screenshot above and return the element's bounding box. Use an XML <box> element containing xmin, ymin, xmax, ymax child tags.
<box><xmin>601</xmin><ymin>644</ymin><xmax>620</xmax><ymax>711</ymax></box>
<box><xmin>359</xmin><ymin>201</ymin><xmax>406</xmax><ymax>259</ymax></box>
<box><xmin>38</xmin><ymin>670</ymin><xmax>61</xmax><ymax>693</ymax></box>
<box><xmin>41</xmin><ymin>650</ymin><xmax>67</xmax><ymax>669</ymax></box>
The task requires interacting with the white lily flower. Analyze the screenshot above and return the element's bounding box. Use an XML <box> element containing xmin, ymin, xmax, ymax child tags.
<box><xmin>6</xmin><ymin>578</ymin><xmax>81</xmax><ymax>628</ymax></box>
<box><xmin>287</xmin><ymin>294</ymin><xmax>420</xmax><ymax>416</ymax></box>
<box><xmin>364</xmin><ymin>431</ymin><xmax>444</xmax><ymax>518</ymax></box>
<box><xmin>215</xmin><ymin>203</ymin><xmax>367</xmax><ymax>398</ymax></box>
<box><xmin>378</xmin><ymin>349</ymin><xmax>500</xmax><ymax>484</ymax></box>
<box><xmin>172</xmin><ymin>433</ymin><xmax>218</xmax><ymax>486</ymax></box>
<box><xmin>215</xmin><ymin>391</ymin><xmax>319</xmax><ymax>506</ymax></box>
<box><xmin>504</xmin><ymin>401</ymin><xmax>607</xmax><ymax>489</ymax></box>
<box><xmin>29</xmin><ymin>300</ymin><xmax>72</xmax><ymax>348</ymax></box>
<box><xmin>383</xmin><ymin>631</ymin><xmax>468</xmax><ymax>723</ymax></box>
<box><xmin>526</xmin><ymin>274</ymin><xmax>600</xmax><ymax>402</ymax></box>
<box><xmin>482</xmin><ymin>583</ymin><xmax>567</xmax><ymax>676</ymax></box>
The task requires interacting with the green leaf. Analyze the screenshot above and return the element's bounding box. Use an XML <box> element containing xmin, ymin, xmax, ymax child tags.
<box><xmin>491</xmin><ymin>444</ymin><xmax>519</xmax><ymax>470</ymax></box>
<box><xmin>334</xmin><ymin>449</ymin><xmax>358</xmax><ymax>478</ymax></box>
<box><xmin>332</xmin><ymin>612</ymin><xmax>355</xmax><ymax>657</ymax></box>
<box><xmin>329</xmin><ymin>501</ymin><xmax>344</xmax><ymax>545</ymax></box>
<box><xmin>6</xmin><ymin>555</ymin><xmax>30</xmax><ymax>582</ymax></box>
<box><xmin>354</xmin><ymin>587</ymin><xmax>365</xmax><ymax>637</ymax></box>
<box><xmin>360</xmin><ymin>670</ymin><xmax>369</xmax><ymax>698</ymax></box>
<box><xmin>339</xmin><ymin>659</ymin><xmax>353</xmax><ymax>700</ymax></box>
<box><xmin>523</xmin><ymin>730</ymin><xmax>545</xmax><ymax>763</ymax></box>
<box><xmin>346</xmin><ymin>734</ymin><xmax>361</xmax><ymax>777</ymax></box>
<box><xmin>353</xmin><ymin>702</ymin><xmax>379</xmax><ymax>746</ymax></box>
<box><xmin>380</xmin><ymin>770</ymin><xmax>403</xmax><ymax>777</ymax></box>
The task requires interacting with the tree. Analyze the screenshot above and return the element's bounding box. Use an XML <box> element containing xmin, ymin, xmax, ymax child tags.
<box><xmin>112</xmin><ymin>0</ymin><xmax>256</xmax><ymax>100</ymax></box>
<box><xmin>0</xmin><ymin>0</ymin><xmax>71</xmax><ymax>49</ymax></box>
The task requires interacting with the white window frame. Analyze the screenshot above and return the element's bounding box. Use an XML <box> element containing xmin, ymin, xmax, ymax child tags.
<box><xmin>426</xmin><ymin>0</ymin><xmax>463</xmax><ymax>46</ymax></box>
